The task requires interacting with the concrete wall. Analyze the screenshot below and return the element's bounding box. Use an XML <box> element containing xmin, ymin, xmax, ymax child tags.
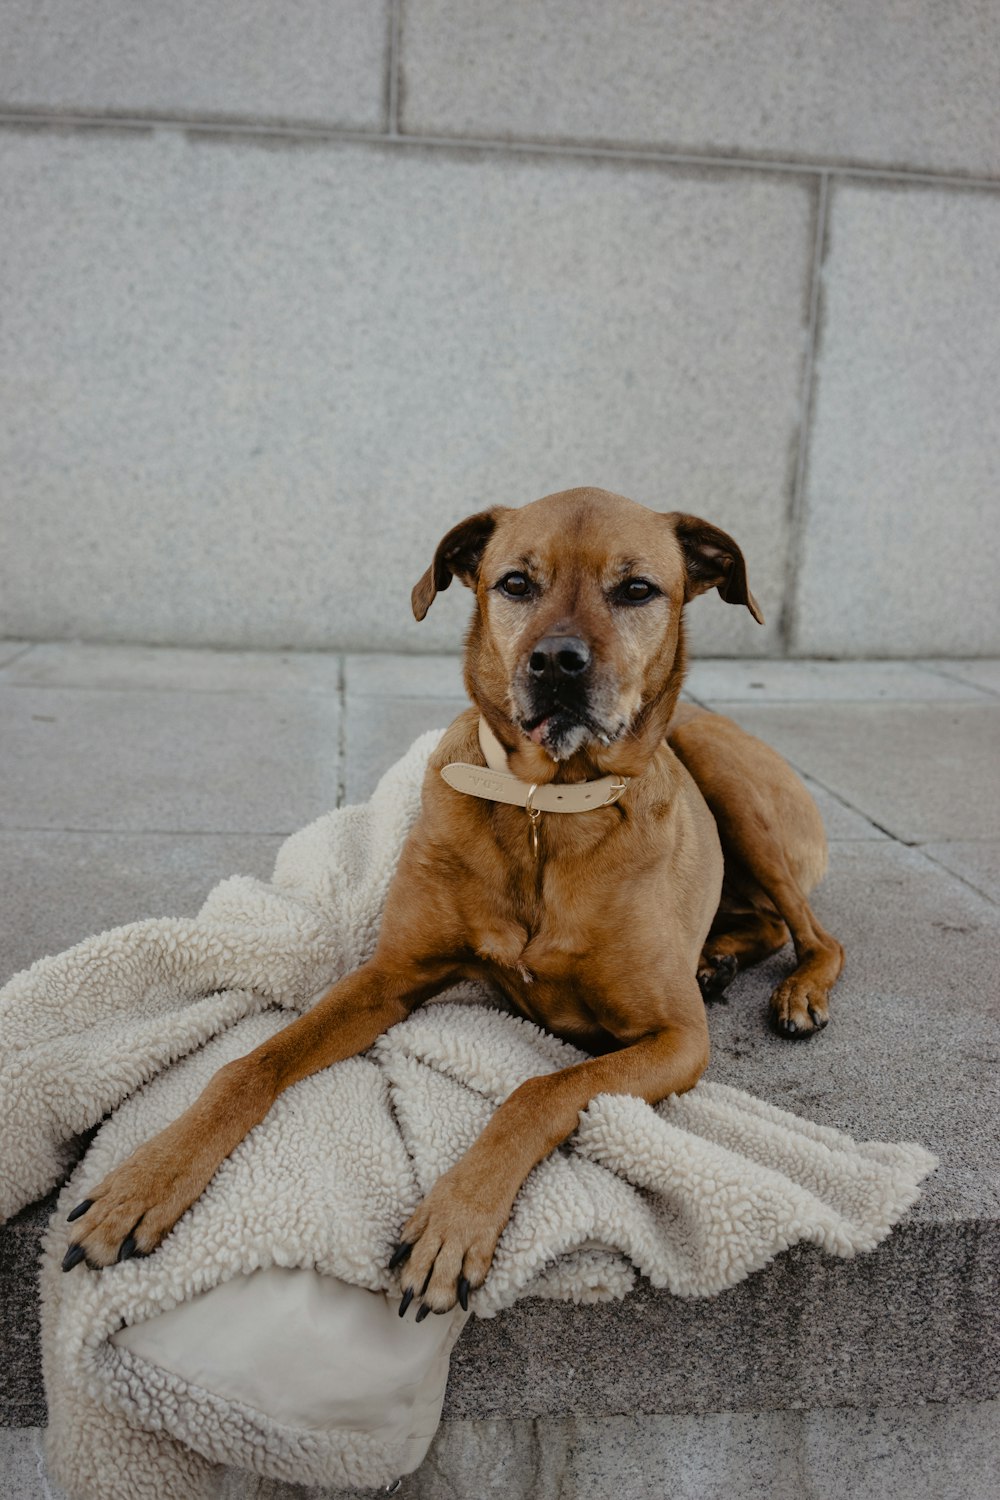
<box><xmin>1</xmin><ymin>1</ymin><xmax>997</xmax><ymax>657</ymax></box>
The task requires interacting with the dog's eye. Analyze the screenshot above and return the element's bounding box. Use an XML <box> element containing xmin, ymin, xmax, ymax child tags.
<box><xmin>617</xmin><ymin>578</ymin><xmax>658</xmax><ymax>604</ymax></box>
<box><xmin>497</xmin><ymin>572</ymin><xmax>531</xmax><ymax>598</ymax></box>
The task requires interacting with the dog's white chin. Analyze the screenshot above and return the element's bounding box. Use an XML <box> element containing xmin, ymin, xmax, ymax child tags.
<box><xmin>532</xmin><ymin>718</ymin><xmax>597</xmax><ymax>762</ymax></box>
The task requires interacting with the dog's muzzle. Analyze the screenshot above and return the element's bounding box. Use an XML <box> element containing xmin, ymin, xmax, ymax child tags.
<box><xmin>516</xmin><ymin>634</ymin><xmax>610</xmax><ymax>756</ymax></box>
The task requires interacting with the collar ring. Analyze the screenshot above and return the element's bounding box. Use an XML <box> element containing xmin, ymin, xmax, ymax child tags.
<box><xmin>525</xmin><ymin>783</ymin><xmax>542</xmax><ymax>858</ymax></box>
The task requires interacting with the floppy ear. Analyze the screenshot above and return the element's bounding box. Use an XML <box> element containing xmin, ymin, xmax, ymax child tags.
<box><xmin>411</xmin><ymin>507</ymin><xmax>508</xmax><ymax>621</ymax></box>
<box><xmin>666</xmin><ymin>512</ymin><xmax>764</xmax><ymax>625</ymax></box>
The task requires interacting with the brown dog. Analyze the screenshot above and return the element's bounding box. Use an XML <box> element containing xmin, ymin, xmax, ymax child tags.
<box><xmin>63</xmin><ymin>487</ymin><xmax>843</xmax><ymax>1319</ymax></box>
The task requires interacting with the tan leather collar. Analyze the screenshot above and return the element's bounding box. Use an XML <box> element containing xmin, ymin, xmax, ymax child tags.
<box><xmin>440</xmin><ymin>717</ymin><xmax>629</xmax><ymax>815</ymax></box>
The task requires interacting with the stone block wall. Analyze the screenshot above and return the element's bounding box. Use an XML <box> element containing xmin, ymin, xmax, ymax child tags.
<box><xmin>1</xmin><ymin>1</ymin><xmax>997</xmax><ymax>655</ymax></box>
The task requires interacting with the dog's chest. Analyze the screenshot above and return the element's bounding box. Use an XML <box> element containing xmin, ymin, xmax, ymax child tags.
<box><xmin>464</xmin><ymin>856</ymin><xmax>653</xmax><ymax>1045</ymax></box>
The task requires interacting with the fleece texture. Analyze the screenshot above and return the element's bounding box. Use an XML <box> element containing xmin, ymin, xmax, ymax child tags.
<box><xmin>0</xmin><ymin>730</ymin><xmax>937</xmax><ymax>1498</ymax></box>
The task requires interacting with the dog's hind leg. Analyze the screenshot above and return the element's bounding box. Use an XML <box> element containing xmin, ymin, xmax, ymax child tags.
<box><xmin>697</xmin><ymin>905</ymin><xmax>789</xmax><ymax>1002</ymax></box>
<box><xmin>669</xmin><ymin>707</ymin><xmax>844</xmax><ymax>1036</ymax></box>
<box><xmin>747</xmin><ymin>858</ymin><xmax>844</xmax><ymax>1037</ymax></box>
<box><xmin>701</xmin><ymin>870</ymin><xmax>842</xmax><ymax>1035</ymax></box>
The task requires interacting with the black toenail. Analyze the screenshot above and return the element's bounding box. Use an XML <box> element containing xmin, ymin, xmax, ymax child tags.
<box><xmin>67</xmin><ymin>1200</ymin><xmax>92</xmax><ymax>1223</ymax></box>
<box><xmin>117</xmin><ymin>1235</ymin><xmax>138</xmax><ymax>1263</ymax></box>
<box><xmin>415</xmin><ymin>1303</ymin><xmax>431</xmax><ymax>1322</ymax></box>
<box><xmin>398</xmin><ymin>1287</ymin><xmax>414</xmax><ymax>1318</ymax></box>
<box><xmin>457</xmin><ymin>1276</ymin><xmax>470</xmax><ymax>1312</ymax></box>
<box><xmin>388</xmin><ymin>1242</ymin><xmax>412</xmax><ymax>1270</ymax></box>
<box><xmin>62</xmin><ymin>1244</ymin><xmax>86</xmax><ymax>1272</ymax></box>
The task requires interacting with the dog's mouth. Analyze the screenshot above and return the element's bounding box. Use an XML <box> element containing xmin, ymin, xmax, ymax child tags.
<box><xmin>519</xmin><ymin>705</ymin><xmax>626</xmax><ymax>757</ymax></box>
<box><xmin>513</xmin><ymin>654</ymin><xmax>633</xmax><ymax>761</ymax></box>
<box><xmin>522</xmin><ymin>709</ymin><xmax>575</xmax><ymax>748</ymax></box>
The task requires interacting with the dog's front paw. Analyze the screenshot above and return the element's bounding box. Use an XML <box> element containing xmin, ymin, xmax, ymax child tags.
<box><xmin>769</xmin><ymin>976</ymin><xmax>830</xmax><ymax>1038</ymax></box>
<box><xmin>391</xmin><ymin>1169</ymin><xmax>508</xmax><ymax>1318</ymax></box>
<box><xmin>62</xmin><ymin>1145</ymin><xmax>197</xmax><ymax>1271</ymax></box>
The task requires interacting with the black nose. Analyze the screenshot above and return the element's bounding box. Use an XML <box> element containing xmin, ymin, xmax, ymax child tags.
<box><xmin>528</xmin><ymin>635</ymin><xmax>592</xmax><ymax>680</ymax></box>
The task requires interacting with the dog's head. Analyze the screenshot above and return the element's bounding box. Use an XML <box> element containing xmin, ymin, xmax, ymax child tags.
<box><xmin>413</xmin><ymin>487</ymin><xmax>762</xmax><ymax>778</ymax></box>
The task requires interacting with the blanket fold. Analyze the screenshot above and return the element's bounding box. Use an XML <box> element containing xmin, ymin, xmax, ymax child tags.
<box><xmin>0</xmin><ymin>730</ymin><xmax>937</xmax><ymax>1498</ymax></box>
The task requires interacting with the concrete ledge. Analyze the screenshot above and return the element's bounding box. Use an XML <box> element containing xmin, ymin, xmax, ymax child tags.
<box><xmin>0</xmin><ymin>1196</ymin><xmax>54</xmax><ymax>1429</ymax></box>
<box><xmin>447</xmin><ymin>1224</ymin><xmax>998</xmax><ymax>1420</ymax></box>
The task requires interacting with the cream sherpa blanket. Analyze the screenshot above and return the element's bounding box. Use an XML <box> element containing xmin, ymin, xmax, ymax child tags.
<box><xmin>0</xmin><ymin>730</ymin><xmax>936</xmax><ymax>1498</ymax></box>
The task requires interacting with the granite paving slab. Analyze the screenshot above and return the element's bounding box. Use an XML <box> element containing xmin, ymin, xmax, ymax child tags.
<box><xmin>919</xmin><ymin>841</ymin><xmax>1000</xmax><ymax>906</ymax></box>
<box><xmin>685</xmin><ymin>658</ymin><xmax>990</xmax><ymax>704</ymax></box>
<box><xmin>799</xmin><ymin>776</ymin><xmax>886</xmax><ymax>841</ymax></box>
<box><xmin>0</xmin><ymin>643</ymin><xmax>343</xmax><ymax>696</ymax></box>
<box><xmin>0</xmin><ymin>830</ymin><xmax>285</xmax><ymax>981</ymax></box>
<box><xmin>0</xmin><ymin>685</ymin><xmax>342</xmax><ymax>834</ymax></box>
<box><xmin>0</xmin><ymin>641</ymin><xmax>31</xmax><ymax>670</ymax></box>
<box><xmin>700</xmin><ymin>701</ymin><xmax>1000</xmax><ymax>843</ymax></box>
<box><xmin>343</xmin><ymin>653</ymin><xmax>465</xmax><ymax>699</ymax></box>
<box><xmin>919</xmin><ymin>659</ymin><xmax>1000</xmax><ymax>698</ymax></box>
<box><xmin>343</xmin><ymin>694</ymin><xmax>465</xmax><ymax>804</ymax></box>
